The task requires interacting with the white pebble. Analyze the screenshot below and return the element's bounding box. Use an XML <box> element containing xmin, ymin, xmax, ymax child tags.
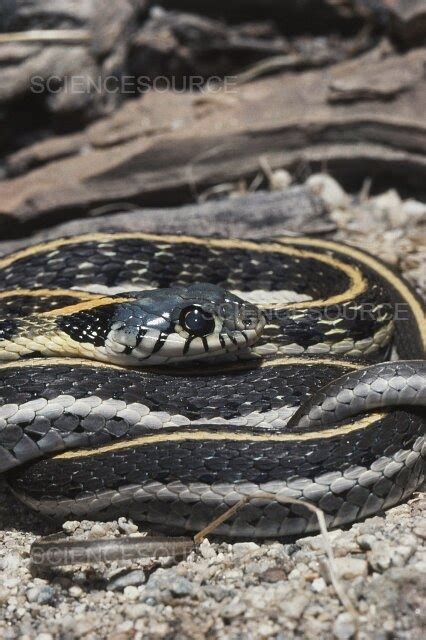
<box><xmin>306</xmin><ymin>174</ymin><xmax>350</xmax><ymax>209</ymax></box>
<box><xmin>123</xmin><ymin>585</ymin><xmax>139</xmax><ymax>601</ymax></box>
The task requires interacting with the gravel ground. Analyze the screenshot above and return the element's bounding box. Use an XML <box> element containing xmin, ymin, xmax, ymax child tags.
<box><xmin>0</xmin><ymin>175</ymin><xmax>425</xmax><ymax>639</ymax></box>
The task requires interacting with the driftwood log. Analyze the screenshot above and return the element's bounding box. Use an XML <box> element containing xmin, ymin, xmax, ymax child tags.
<box><xmin>0</xmin><ymin>42</ymin><xmax>424</xmax><ymax>237</ymax></box>
<box><xmin>0</xmin><ymin>186</ymin><xmax>330</xmax><ymax>255</ymax></box>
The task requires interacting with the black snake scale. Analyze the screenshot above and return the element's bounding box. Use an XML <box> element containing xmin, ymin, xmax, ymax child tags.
<box><xmin>0</xmin><ymin>233</ymin><xmax>425</xmax><ymax>538</ymax></box>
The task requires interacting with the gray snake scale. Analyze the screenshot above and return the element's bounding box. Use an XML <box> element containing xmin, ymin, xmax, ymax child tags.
<box><xmin>0</xmin><ymin>233</ymin><xmax>425</xmax><ymax>538</ymax></box>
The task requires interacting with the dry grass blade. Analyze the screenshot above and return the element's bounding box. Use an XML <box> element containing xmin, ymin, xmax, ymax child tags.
<box><xmin>0</xmin><ymin>30</ymin><xmax>91</xmax><ymax>44</ymax></box>
<box><xmin>194</xmin><ymin>491</ymin><xmax>359</xmax><ymax>620</ymax></box>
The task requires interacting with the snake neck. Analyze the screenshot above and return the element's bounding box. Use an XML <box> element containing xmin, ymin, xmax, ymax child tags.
<box><xmin>0</xmin><ymin>316</ymin><xmax>82</xmax><ymax>362</ymax></box>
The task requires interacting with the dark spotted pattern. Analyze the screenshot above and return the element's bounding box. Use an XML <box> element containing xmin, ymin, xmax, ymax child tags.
<box><xmin>0</xmin><ymin>234</ymin><xmax>424</xmax><ymax>536</ymax></box>
<box><xmin>9</xmin><ymin>409</ymin><xmax>424</xmax><ymax>504</ymax></box>
<box><xmin>0</xmin><ymin>236</ymin><xmax>398</xmax><ymax>358</ymax></box>
<box><xmin>0</xmin><ymin>359</ymin><xmax>357</xmax><ymax>471</ymax></box>
<box><xmin>0</xmin><ymin>318</ymin><xmax>18</xmax><ymax>341</ymax></box>
<box><xmin>0</xmin><ymin>294</ymin><xmax>87</xmax><ymax>317</ymax></box>
<box><xmin>1</xmin><ymin>238</ymin><xmax>350</xmax><ymax>296</ymax></box>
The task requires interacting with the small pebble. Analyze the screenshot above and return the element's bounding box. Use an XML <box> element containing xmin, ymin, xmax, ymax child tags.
<box><xmin>170</xmin><ymin>577</ymin><xmax>194</xmax><ymax>597</ymax></box>
<box><xmin>306</xmin><ymin>173</ymin><xmax>350</xmax><ymax>209</ymax></box>
<box><xmin>62</xmin><ymin>521</ymin><xmax>80</xmax><ymax>534</ymax></box>
<box><xmin>333</xmin><ymin>557</ymin><xmax>368</xmax><ymax>579</ymax></box>
<box><xmin>232</xmin><ymin>542</ymin><xmax>259</xmax><ymax>557</ymax></box>
<box><xmin>26</xmin><ymin>586</ymin><xmax>55</xmax><ymax>605</ymax></box>
<box><xmin>108</xmin><ymin>569</ymin><xmax>146</xmax><ymax>592</ymax></box>
<box><xmin>69</xmin><ymin>586</ymin><xmax>83</xmax><ymax>598</ymax></box>
<box><xmin>123</xmin><ymin>586</ymin><xmax>139</xmax><ymax>601</ymax></box>
<box><xmin>117</xmin><ymin>517</ymin><xmax>139</xmax><ymax>535</ymax></box>
<box><xmin>333</xmin><ymin>612</ymin><xmax>356</xmax><ymax>639</ymax></box>
<box><xmin>311</xmin><ymin>577</ymin><xmax>326</xmax><ymax>593</ymax></box>
<box><xmin>356</xmin><ymin>534</ymin><xmax>377</xmax><ymax>550</ymax></box>
<box><xmin>269</xmin><ymin>169</ymin><xmax>292</xmax><ymax>190</ymax></box>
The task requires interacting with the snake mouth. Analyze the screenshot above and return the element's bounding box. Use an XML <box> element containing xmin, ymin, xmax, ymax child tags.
<box><xmin>164</xmin><ymin>302</ymin><xmax>266</xmax><ymax>362</ymax></box>
<box><xmin>98</xmin><ymin>287</ymin><xmax>266</xmax><ymax>365</ymax></box>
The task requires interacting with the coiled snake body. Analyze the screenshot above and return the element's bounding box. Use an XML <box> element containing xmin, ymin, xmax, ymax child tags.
<box><xmin>0</xmin><ymin>233</ymin><xmax>424</xmax><ymax>538</ymax></box>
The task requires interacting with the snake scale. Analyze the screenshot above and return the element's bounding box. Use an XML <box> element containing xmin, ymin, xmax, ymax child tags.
<box><xmin>0</xmin><ymin>232</ymin><xmax>424</xmax><ymax>539</ymax></box>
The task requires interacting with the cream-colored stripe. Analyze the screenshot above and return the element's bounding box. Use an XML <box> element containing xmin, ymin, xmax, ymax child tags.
<box><xmin>0</xmin><ymin>233</ymin><xmax>366</xmax><ymax>310</ymax></box>
<box><xmin>0</xmin><ymin>355</ymin><xmax>362</xmax><ymax>373</ymax></box>
<box><xmin>0</xmin><ymin>357</ymin><xmax>125</xmax><ymax>371</ymax></box>
<box><xmin>40</xmin><ymin>295</ymin><xmax>136</xmax><ymax>317</ymax></box>
<box><xmin>0</xmin><ymin>288</ymin><xmax>97</xmax><ymax>301</ymax></box>
<box><xmin>54</xmin><ymin>411</ymin><xmax>385</xmax><ymax>459</ymax></box>
<box><xmin>279</xmin><ymin>237</ymin><xmax>426</xmax><ymax>350</ymax></box>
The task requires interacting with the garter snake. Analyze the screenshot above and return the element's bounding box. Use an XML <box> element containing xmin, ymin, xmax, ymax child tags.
<box><xmin>0</xmin><ymin>233</ymin><xmax>424</xmax><ymax>538</ymax></box>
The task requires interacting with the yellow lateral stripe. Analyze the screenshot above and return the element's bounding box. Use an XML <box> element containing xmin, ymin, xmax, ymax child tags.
<box><xmin>0</xmin><ymin>355</ymin><xmax>362</xmax><ymax>373</ymax></box>
<box><xmin>40</xmin><ymin>295</ymin><xmax>136</xmax><ymax>317</ymax></box>
<box><xmin>279</xmin><ymin>237</ymin><xmax>426</xmax><ymax>350</ymax></box>
<box><xmin>0</xmin><ymin>357</ymin><xmax>125</xmax><ymax>371</ymax></box>
<box><xmin>54</xmin><ymin>412</ymin><xmax>385</xmax><ymax>459</ymax></box>
<box><xmin>0</xmin><ymin>233</ymin><xmax>367</xmax><ymax>310</ymax></box>
<box><xmin>0</xmin><ymin>288</ymin><xmax>98</xmax><ymax>301</ymax></box>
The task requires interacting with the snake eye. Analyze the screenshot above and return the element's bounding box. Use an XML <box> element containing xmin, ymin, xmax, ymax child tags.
<box><xmin>179</xmin><ymin>305</ymin><xmax>215</xmax><ymax>337</ymax></box>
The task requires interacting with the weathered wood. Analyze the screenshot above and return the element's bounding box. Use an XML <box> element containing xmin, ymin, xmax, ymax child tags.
<box><xmin>353</xmin><ymin>0</ymin><xmax>426</xmax><ymax>45</ymax></box>
<box><xmin>155</xmin><ymin>0</ymin><xmax>426</xmax><ymax>44</ymax></box>
<box><xmin>129</xmin><ymin>8</ymin><xmax>372</xmax><ymax>84</ymax></box>
<box><xmin>0</xmin><ymin>45</ymin><xmax>425</xmax><ymax>234</ymax></box>
<box><xmin>0</xmin><ymin>186</ymin><xmax>330</xmax><ymax>255</ymax></box>
<box><xmin>0</xmin><ymin>0</ymin><xmax>136</xmax><ymax>144</ymax></box>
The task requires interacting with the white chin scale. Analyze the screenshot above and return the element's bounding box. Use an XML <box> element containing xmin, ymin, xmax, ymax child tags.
<box><xmin>101</xmin><ymin>325</ymin><xmax>261</xmax><ymax>365</ymax></box>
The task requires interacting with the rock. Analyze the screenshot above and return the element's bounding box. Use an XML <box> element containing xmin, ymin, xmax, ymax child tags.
<box><xmin>414</xmin><ymin>524</ymin><xmax>426</xmax><ymax>539</ymax></box>
<box><xmin>401</xmin><ymin>199</ymin><xmax>426</xmax><ymax>221</ymax></box>
<box><xmin>232</xmin><ymin>542</ymin><xmax>259</xmax><ymax>558</ymax></box>
<box><xmin>281</xmin><ymin>594</ymin><xmax>309</xmax><ymax>619</ymax></box>
<box><xmin>26</xmin><ymin>586</ymin><xmax>55</xmax><ymax>605</ymax></box>
<box><xmin>367</xmin><ymin>548</ymin><xmax>392</xmax><ymax>572</ymax></box>
<box><xmin>117</xmin><ymin>517</ymin><xmax>139</xmax><ymax>535</ymax></box>
<box><xmin>333</xmin><ymin>557</ymin><xmax>368</xmax><ymax>579</ymax></box>
<box><xmin>0</xmin><ymin>553</ymin><xmax>21</xmax><ymax>571</ymax></box>
<box><xmin>62</xmin><ymin>521</ymin><xmax>81</xmax><ymax>534</ymax></box>
<box><xmin>306</xmin><ymin>174</ymin><xmax>350</xmax><ymax>209</ymax></box>
<box><xmin>368</xmin><ymin>543</ymin><xmax>416</xmax><ymax>572</ymax></box>
<box><xmin>333</xmin><ymin>612</ymin><xmax>356</xmax><ymax>639</ymax></box>
<box><xmin>90</xmin><ymin>523</ymin><xmax>113</xmax><ymax>538</ymax></box>
<box><xmin>68</xmin><ymin>586</ymin><xmax>83</xmax><ymax>598</ymax></box>
<box><xmin>108</xmin><ymin>569</ymin><xmax>146</xmax><ymax>591</ymax></box>
<box><xmin>220</xmin><ymin>598</ymin><xmax>246</xmax><ymax>620</ymax></box>
<box><xmin>371</xmin><ymin>189</ymin><xmax>402</xmax><ymax>212</ymax></box>
<box><xmin>0</xmin><ymin>588</ymin><xmax>9</xmax><ymax>604</ymax></box>
<box><xmin>312</xmin><ymin>577</ymin><xmax>327</xmax><ymax>593</ymax></box>
<box><xmin>170</xmin><ymin>578</ymin><xmax>194</xmax><ymax>597</ymax></box>
<box><xmin>123</xmin><ymin>585</ymin><xmax>140</xmax><ymax>601</ymax></box>
<box><xmin>260</xmin><ymin>567</ymin><xmax>287</xmax><ymax>583</ymax></box>
<box><xmin>356</xmin><ymin>534</ymin><xmax>377</xmax><ymax>550</ymax></box>
<box><xmin>269</xmin><ymin>169</ymin><xmax>292</xmax><ymax>191</ymax></box>
<box><xmin>199</xmin><ymin>539</ymin><xmax>216</xmax><ymax>559</ymax></box>
<box><xmin>146</xmin><ymin>568</ymin><xmax>178</xmax><ymax>592</ymax></box>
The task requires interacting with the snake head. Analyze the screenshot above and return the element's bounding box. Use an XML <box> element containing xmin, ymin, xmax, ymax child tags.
<box><xmin>108</xmin><ymin>283</ymin><xmax>265</xmax><ymax>364</ymax></box>
<box><xmin>55</xmin><ymin>283</ymin><xmax>265</xmax><ymax>365</ymax></box>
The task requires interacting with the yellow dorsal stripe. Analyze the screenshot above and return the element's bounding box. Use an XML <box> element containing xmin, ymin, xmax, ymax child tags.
<box><xmin>279</xmin><ymin>237</ymin><xmax>426</xmax><ymax>351</ymax></box>
<box><xmin>0</xmin><ymin>355</ymin><xmax>362</xmax><ymax>373</ymax></box>
<box><xmin>0</xmin><ymin>233</ymin><xmax>366</xmax><ymax>310</ymax></box>
<box><xmin>40</xmin><ymin>296</ymin><xmax>136</xmax><ymax>317</ymax></box>
<box><xmin>54</xmin><ymin>411</ymin><xmax>385</xmax><ymax>460</ymax></box>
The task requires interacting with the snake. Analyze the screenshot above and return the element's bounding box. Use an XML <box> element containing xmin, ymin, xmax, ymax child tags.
<box><xmin>0</xmin><ymin>232</ymin><xmax>424</xmax><ymax>541</ymax></box>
